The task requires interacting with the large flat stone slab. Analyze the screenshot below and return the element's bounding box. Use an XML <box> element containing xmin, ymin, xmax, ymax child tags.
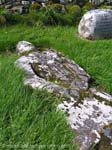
<box><xmin>15</xmin><ymin>41</ymin><xmax>112</xmax><ymax>150</ymax></box>
<box><xmin>15</xmin><ymin>47</ymin><xmax>90</xmax><ymax>101</ymax></box>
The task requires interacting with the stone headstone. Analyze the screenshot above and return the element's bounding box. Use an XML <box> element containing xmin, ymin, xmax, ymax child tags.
<box><xmin>78</xmin><ymin>9</ymin><xmax>112</xmax><ymax>40</ymax></box>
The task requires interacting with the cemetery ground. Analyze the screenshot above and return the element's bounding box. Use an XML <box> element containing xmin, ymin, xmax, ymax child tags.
<box><xmin>0</xmin><ymin>24</ymin><xmax>112</xmax><ymax>149</ymax></box>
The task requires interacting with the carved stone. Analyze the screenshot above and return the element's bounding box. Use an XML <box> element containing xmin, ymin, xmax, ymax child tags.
<box><xmin>78</xmin><ymin>9</ymin><xmax>112</xmax><ymax>40</ymax></box>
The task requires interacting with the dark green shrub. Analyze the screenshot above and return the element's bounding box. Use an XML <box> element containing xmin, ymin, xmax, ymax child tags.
<box><xmin>0</xmin><ymin>15</ymin><xmax>6</xmax><ymax>26</ymax></box>
<box><xmin>39</xmin><ymin>4</ymin><xmax>81</xmax><ymax>26</ymax></box>
<box><xmin>82</xmin><ymin>2</ymin><xmax>95</xmax><ymax>14</ymax></box>
<box><xmin>21</xmin><ymin>12</ymin><xmax>39</xmax><ymax>26</ymax></box>
<box><xmin>30</xmin><ymin>3</ymin><xmax>41</xmax><ymax>12</ymax></box>
<box><xmin>0</xmin><ymin>3</ymin><xmax>82</xmax><ymax>26</ymax></box>
<box><xmin>50</xmin><ymin>3</ymin><xmax>64</xmax><ymax>13</ymax></box>
<box><xmin>4</xmin><ymin>11</ymin><xmax>22</xmax><ymax>25</ymax></box>
<box><xmin>39</xmin><ymin>7</ymin><xmax>68</xmax><ymax>26</ymax></box>
<box><xmin>39</xmin><ymin>6</ymin><xmax>73</xmax><ymax>26</ymax></box>
<box><xmin>67</xmin><ymin>5</ymin><xmax>82</xmax><ymax>24</ymax></box>
<box><xmin>3</xmin><ymin>8</ymin><xmax>39</xmax><ymax>26</ymax></box>
<box><xmin>13</xmin><ymin>12</ymin><xmax>22</xmax><ymax>23</ymax></box>
<box><xmin>3</xmin><ymin>9</ymin><xmax>39</xmax><ymax>26</ymax></box>
<box><xmin>67</xmin><ymin>5</ymin><xmax>81</xmax><ymax>16</ymax></box>
<box><xmin>57</xmin><ymin>13</ymin><xmax>73</xmax><ymax>25</ymax></box>
<box><xmin>39</xmin><ymin>8</ymin><xmax>57</xmax><ymax>25</ymax></box>
<box><xmin>0</xmin><ymin>7</ymin><xmax>21</xmax><ymax>25</ymax></box>
<box><xmin>0</xmin><ymin>7</ymin><xmax>7</xmax><ymax>15</ymax></box>
<box><xmin>63</xmin><ymin>13</ymin><xmax>73</xmax><ymax>25</ymax></box>
<box><xmin>3</xmin><ymin>11</ymin><xmax>13</xmax><ymax>24</ymax></box>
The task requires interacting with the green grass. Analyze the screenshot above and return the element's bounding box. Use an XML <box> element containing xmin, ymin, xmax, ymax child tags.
<box><xmin>0</xmin><ymin>55</ymin><xmax>78</xmax><ymax>150</ymax></box>
<box><xmin>0</xmin><ymin>24</ymin><xmax>112</xmax><ymax>93</ymax></box>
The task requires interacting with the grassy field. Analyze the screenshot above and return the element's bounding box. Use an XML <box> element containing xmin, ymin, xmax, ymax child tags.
<box><xmin>0</xmin><ymin>24</ymin><xmax>112</xmax><ymax>150</ymax></box>
<box><xmin>0</xmin><ymin>55</ymin><xmax>78</xmax><ymax>150</ymax></box>
<box><xmin>0</xmin><ymin>24</ymin><xmax>112</xmax><ymax>92</ymax></box>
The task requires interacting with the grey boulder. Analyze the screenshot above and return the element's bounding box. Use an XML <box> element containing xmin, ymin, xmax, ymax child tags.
<box><xmin>78</xmin><ymin>9</ymin><xmax>112</xmax><ymax>40</ymax></box>
<box><xmin>16</xmin><ymin>41</ymin><xmax>35</xmax><ymax>54</ymax></box>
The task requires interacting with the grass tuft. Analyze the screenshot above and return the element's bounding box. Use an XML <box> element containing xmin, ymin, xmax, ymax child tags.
<box><xmin>0</xmin><ymin>56</ymin><xmax>78</xmax><ymax>150</ymax></box>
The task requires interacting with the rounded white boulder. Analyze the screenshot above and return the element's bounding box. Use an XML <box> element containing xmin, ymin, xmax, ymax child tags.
<box><xmin>78</xmin><ymin>9</ymin><xmax>112</xmax><ymax>40</ymax></box>
<box><xmin>16</xmin><ymin>41</ymin><xmax>35</xmax><ymax>54</ymax></box>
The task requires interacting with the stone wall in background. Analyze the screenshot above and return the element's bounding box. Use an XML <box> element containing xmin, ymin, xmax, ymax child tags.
<box><xmin>0</xmin><ymin>0</ymin><xmax>30</xmax><ymax>13</ymax></box>
<box><xmin>89</xmin><ymin>0</ymin><xmax>112</xmax><ymax>5</ymax></box>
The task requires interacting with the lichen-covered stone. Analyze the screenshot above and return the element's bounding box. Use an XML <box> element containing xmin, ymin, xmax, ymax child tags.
<box><xmin>15</xmin><ymin>47</ymin><xmax>90</xmax><ymax>101</ymax></box>
<box><xmin>58</xmin><ymin>97</ymin><xmax>112</xmax><ymax>150</ymax></box>
<box><xmin>15</xmin><ymin>42</ymin><xmax>112</xmax><ymax>150</ymax></box>
<box><xmin>16</xmin><ymin>41</ymin><xmax>35</xmax><ymax>54</ymax></box>
<box><xmin>78</xmin><ymin>9</ymin><xmax>112</xmax><ymax>40</ymax></box>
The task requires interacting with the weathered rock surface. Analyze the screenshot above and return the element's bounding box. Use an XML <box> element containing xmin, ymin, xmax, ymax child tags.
<box><xmin>15</xmin><ymin>47</ymin><xmax>90</xmax><ymax>100</ymax></box>
<box><xmin>16</xmin><ymin>41</ymin><xmax>35</xmax><ymax>54</ymax></box>
<box><xmin>15</xmin><ymin>41</ymin><xmax>112</xmax><ymax>150</ymax></box>
<box><xmin>58</xmin><ymin>97</ymin><xmax>112</xmax><ymax>150</ymax></box>
<box><xmin>78</xmin><ymin>9</ymin><xmax>112</xmax><ymax>40</ymax></box>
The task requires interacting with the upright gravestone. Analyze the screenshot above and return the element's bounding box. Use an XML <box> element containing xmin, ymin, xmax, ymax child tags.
<box><xmin>78</xmin><ymin>9</ymin><xmax>112</xmax><ymax>40</ymax></box>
